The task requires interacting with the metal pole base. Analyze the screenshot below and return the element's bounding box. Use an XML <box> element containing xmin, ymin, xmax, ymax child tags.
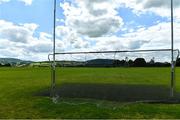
<box><xmin>52</xmin><ymin>95</ymin><xmax>59</xmax><ymax>104</ymax></box>
<box><xmin>170</xmin><ymin>61</ymin><xmax>175</xmax><ymax>98</ymax></box>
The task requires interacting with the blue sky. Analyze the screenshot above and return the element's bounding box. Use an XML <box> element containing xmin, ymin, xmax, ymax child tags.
<box><xmin>0</xmin><ymin>0</ymin><xmax>54</xmax><ymax>35</ymax></box>
<box><xmin>0</xmin><ymin>0</ymin><xmax>180</xmax><ymax>61</ymax></box>
<box><xmin>0</xmin><ymin>0</ymin><xmax>169</xmax><ymax>35</ymax></box>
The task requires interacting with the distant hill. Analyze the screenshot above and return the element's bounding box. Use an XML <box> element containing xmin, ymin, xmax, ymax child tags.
<box><xmin>29</xmin><ymin>60</ymin><xmax>86</xmax><ymax>67</ymax></box>
<box><xmin>0</xmin><ymin>58</ymin><xmax>33</xmax><ymax>67</ymax></box>
<box><xmin>30</xmin><ymin>59</ymin><xmax>115</xmax><ymax>67</ymax></box>
<box><xmin>86</xmin><ymin>59</ymin><xmax>115</xmax><ymax>67</ymax></box>
<box><xmin>0</xmin><ymin>57</ymin><xmax>172</xmax><ymax>68</ymax></box>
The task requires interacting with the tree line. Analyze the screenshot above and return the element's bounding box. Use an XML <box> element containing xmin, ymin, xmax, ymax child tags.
<box><xmin>1</xmin><ymin>58</ymin><xmax>179</xmax><ymax>67</ymax></box>
<box><xmin>0</xmin><ymin>63</ymin><xmax>11</xmax><ymax>67</ymax></box>
<box><xmin>112</xmin><ymin>58</ymin><xmax>171</xmax><ymax>67</ymax></box>
<box><xmin>113</xmin><ymin>58</ymin><xmax>180</xmax><ymax>67</ymax></box>
<box><xmin>57</xmin><ymin>58</ymin><xmax>180</xmax><ymax>67</ymax></box>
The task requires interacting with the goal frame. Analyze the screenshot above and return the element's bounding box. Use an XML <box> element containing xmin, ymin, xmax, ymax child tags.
<box><xmin>48</xmin><ymin>49</ymin><xmax>180</xmax><ymax>102</ymax></box>
<box><xmin>49</xmin><ymin>0</ymin><xmax>178</xmax><ymax>102</ymax></box>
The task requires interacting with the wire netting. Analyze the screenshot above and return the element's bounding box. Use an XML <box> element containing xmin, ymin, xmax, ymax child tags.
<box><xmin>47</xmin><ymin>49</ymin><xmax>180</xmax><ymax>102</ymax></box>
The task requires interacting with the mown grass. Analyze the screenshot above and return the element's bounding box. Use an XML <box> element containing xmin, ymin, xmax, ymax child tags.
<box><xmin>0</xmin><ymin>67</ymin><xmax>180</xmax><ymax>119</ymax></box>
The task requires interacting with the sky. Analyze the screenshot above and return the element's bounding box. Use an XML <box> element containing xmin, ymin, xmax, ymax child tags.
<box><xmin>0</xmin><ymin>0</ymin><xmax>180</xmax><ymax>61</ymax></box>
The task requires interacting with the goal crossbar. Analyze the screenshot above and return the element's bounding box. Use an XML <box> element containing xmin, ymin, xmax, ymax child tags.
<box><xmin>49</xmin><ymin>49</ymin><xmax>179</xmax><ymax>55</ymax></box>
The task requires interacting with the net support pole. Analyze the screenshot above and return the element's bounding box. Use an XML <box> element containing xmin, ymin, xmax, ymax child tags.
<box><xmin>170</xmin><ymin>0</ymin><xmax>175</xmax><ymax>98</ymax></box>
<box><xmin>51</xmin><ymin>0</ymin><xmax>57</xmax><ymax>102</ymax></box>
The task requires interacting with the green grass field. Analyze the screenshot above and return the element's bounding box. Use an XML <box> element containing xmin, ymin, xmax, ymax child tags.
<box><xmin>0</xmin><ymin>67</ymin><xmax>180</xmax><ymax>119</ymax></box>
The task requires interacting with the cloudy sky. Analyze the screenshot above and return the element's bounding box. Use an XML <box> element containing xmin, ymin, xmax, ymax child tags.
<box><xmin>0</xmin><ymin>0</ymin><xmax>180</xmax><ymax>61</ymax></box>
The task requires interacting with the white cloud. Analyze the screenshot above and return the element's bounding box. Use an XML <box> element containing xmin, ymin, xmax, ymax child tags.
<box><xmin>60</xmin><ymin>0</ymin><xmax>123</xmax><ymax>38</ymax></box>
<box><xmin>77</xmin><ymin>21</ymin><xmax>180</xmax><ymax>62</ymax></box>
<box><xmin>18</xmin><ymin>0</ymin><xmax>32</xmax><ymax>5</ymax></box>
<box><xmin>1</xmin><ymin>0</ymin><xmax>180</xmax><ymax>61</ymax></box>
<box><xmin>140</xmin><ymin>0</ymin><xmax>180</xmax><ymax>9</ymax></box>
<box><xmin>56</xmin><ymin>25</ymin><xmax>90</xmax><ymax>50</ymax></box>
<box><xmin>54</xmin><ymin>0</ymin><xmax>180</xmax><ymax>62</ymax></box>
<box><xmin>0</xmin><ymin>20</ymin><xmax>38</xmax><ymax>43</ymax></box>
<box><xmin>0</xmin><ymin>0</ymin><xmax>33</xmax><ymax>5</ymax></box>
<box><xmin>0</xmin><ymin>20</ymin><xmax>55</xmax><ymax>61</ymax></box>
<box><xmin>0</xmin><ymin>20</ymin><xmax>180</xmax><ymax>61</ymax></box>
<box><xmin>117</xmin><ymin>0</ymin><xmax>180</xmax><ymax>18</ymax></box>
<box><xmin>0</xmin><ymin>0</ymin><xmax>10</xmax><ymax>4</ymax></box>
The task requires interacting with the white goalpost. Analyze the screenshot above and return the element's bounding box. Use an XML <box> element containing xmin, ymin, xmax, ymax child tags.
<box><xmin>49</xmin><ymin>0</ymin><xmax>179</xmax><ymax>103</ymax></box>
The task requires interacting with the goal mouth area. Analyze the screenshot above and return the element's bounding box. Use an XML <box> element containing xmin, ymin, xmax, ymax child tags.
<box><xmin>47</xmin><ymin>49</ymin><xmax>180</xmax><ymax>103</ymax></box>
<box><xmin>37</xmin><ymin>83</ymin><xmax>180</xmax><ymax>103</ymax></box>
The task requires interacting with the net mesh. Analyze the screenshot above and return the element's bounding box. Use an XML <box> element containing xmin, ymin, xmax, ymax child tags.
<box><xmin>48</xmin><ymin>50</ymin><xmax>180</xmax><ymax>102</ymax></box>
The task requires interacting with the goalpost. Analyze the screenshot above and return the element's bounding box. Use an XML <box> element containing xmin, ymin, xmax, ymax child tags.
<box><xmin>48</xmin><ymin>49</ymin><xmax>180</xmax><ymax>102</ymax></box>
<box><xmin>49</xmin><ymin>0</ymin><xmax>179</xmax><ymax>103</ymax></box>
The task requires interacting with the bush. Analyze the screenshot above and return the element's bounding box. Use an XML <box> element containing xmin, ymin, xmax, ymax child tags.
<box><xmin>133</xmin><ymin>58</ymin><xmax>146</xmax><ymax>67</ymax></box>
<box><xmin>177</xmin><ymin>58</ymin><xmax>180</xmax><ymax>66</ymax></box>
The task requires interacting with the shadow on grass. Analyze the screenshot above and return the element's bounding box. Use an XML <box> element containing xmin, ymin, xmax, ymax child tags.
<box><xmin>37</xmin><ymin>83</ymin><xmax>180</xmax><ymax>102</ymax></box>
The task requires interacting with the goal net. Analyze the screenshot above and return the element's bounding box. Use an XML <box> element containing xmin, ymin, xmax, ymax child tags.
<box><xmin>48</xmin><ymin>49</ymin><xmax>179</xmax><ymax>102</ymax></box>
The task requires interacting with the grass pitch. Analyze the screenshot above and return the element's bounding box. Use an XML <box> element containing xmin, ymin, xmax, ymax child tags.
<box><xmin>0</xmin><ymin>67</ymin><xmax>180</xmax><ymax>119</ymax></box>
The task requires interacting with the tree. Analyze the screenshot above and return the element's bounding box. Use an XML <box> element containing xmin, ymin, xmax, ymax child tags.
<box><xmin>124</xmin><ymin>57</ymin><xmax>129</xmax><ymax>67</ymax></box>
<box><xmin>113</xmin><ymin>60</ymin><xmax>121</xmax><ymax>67</ymax></box>
<box><xmin>177</xmin><ymin>58</ymin><xmax>180</xmax><ymax>66</ymax></box>
<box><xmin>128</xmin><ymin>59</ymin><xmax>134</xmax><ymax>67</ymax></box>
<box><xmin>149</xmin><ymin>57</ymin><xmax>155</xmax><ymax>64</ymax></box>
<box><xmin>4</xmin><ymin>63</ymin><xmax>11</xmax><ymax>67</ymax></box>
<box><xmin>133</xmin><ymin>58</ymin><xmax>146</xmax><ymax>67</ymax></box>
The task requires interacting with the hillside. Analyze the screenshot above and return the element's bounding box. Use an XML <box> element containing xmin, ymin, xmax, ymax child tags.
<box><xmin>0</xmin><ymin>58</ymin><xmax>32</xmax><ymax>66</ymax></box>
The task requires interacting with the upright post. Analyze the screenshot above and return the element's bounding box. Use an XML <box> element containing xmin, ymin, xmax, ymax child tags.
<box><xmin>51</xmin><ymin>0</ymin><xmax>57</xmax><ymax>102</ymax></box>
<box><xmin>170</xmin><ymin>0</ymin><xmax>175</xmax><ymax>97</ymax></box>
